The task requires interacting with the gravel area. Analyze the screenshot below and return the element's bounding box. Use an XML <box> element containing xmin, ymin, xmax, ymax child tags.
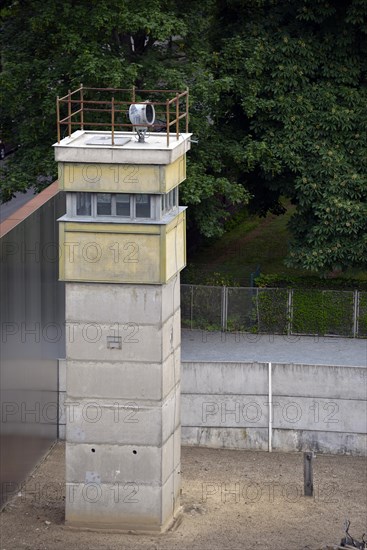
<box><xmin>1</xmin><ymin>442</ymin><xmax>366</xmax><ymax>550</ymax></box>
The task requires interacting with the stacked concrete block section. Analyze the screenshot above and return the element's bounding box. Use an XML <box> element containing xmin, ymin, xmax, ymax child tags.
<box><xmin>65</xmin><ymin>278</ymin><xmax>181</xmax><ymax>531</ymax></box>
<box><xmin>58</xmin><ymin>359</ymin><xmax>66</xmax><ymax>439</ymax></box>
<box><xmin>55</xmin><ymin>128</ymin><xmax>191</xmax><ymax>532</ymax></box>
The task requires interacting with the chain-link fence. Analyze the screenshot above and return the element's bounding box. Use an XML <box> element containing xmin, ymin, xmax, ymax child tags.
<box><xmin>181</xmin><ymin>285</ymin><xmax>223</xmax><ymax>331</ymax></box>
<box><xmin>181</xmin><ymin>285</ymin><xmax>366</xmax><ymax>337</ymax></box>
<box><xmin>358</xmin><ymin>291</ymin><xmax>367</xmax><ymax>337</ymax></box>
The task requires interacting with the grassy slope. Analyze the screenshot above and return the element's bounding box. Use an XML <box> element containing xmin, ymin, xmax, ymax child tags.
<box><xmin>185</xmin><ymin>205</ymin><xmax>366</xmax><ymax>286</ymax></box>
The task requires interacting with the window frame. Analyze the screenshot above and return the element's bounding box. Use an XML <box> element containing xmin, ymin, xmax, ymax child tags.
<box><xmin>96</xmin><ymin>193</ymin><xmax>113</xmax><ymax>216</ymax></box>
<box><xmin>69</xmin><ymin>192</ymin><xmax>157</xmax><ymax>221</ymax></box>
<box><xmin>161</xmin><ymin>187</ymin><xmax>179</xmax><ymax>217</ymax></box>
<box><xmin>115</xmin><ymin>193</ymin><xmax>131</xmax><ymax>218</ymax></box>
<box><xmin>134</xmin><ymin>194</ymin><xmax>152</xmax><ymax>219</ymax></box>
<box><xmin>69</xmin><ymin>190</ymin><xmax>179</xmax><ymax>221</ymax></box>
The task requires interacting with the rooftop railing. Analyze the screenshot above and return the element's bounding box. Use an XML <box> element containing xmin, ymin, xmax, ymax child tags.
<box><xmin>56</xmin><ymin>85</ymin><xmax>189</xmax><ymax>147</ymax></box>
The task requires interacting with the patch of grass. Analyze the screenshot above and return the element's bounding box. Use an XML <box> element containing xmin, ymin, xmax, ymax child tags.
<box><xmin>184</xmin><ymin>204</ymin><xmax>366</xmax><ymax>286</ymax></box>
<box><xmin>185</xmin><ymin>204</ymin><xmax>305</xmax><ymax>285</ymax></box>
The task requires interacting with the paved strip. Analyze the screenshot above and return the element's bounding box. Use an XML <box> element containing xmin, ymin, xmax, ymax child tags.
<box><xmin>182</xmin><ymin>329</ymin><xmax>367</xmax><ymax>367</ymax></box>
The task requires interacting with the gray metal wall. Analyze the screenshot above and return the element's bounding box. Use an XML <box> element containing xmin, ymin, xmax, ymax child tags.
<box><xmin>0</xmin><ymin>193</ymin><xmax>65</xmax><ymax>507</ymax></box>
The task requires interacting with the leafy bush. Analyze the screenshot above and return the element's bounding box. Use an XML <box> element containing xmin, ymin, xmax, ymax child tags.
<box><xmin>255</xmin><ymin>288</ymin><xmax>288</xmax><ymax>334</ymax></box>
<box><xmin>291</xmin><ymin>290</ymin><xmax>354</xmax><ymax>336</ymax></box>
<box><xmin>255</xmin><ymin>273</ymin><xmax>367</xmax><ymax>291</ymax></box>
<box><xmin>182</xmin><ymin>265</ymin><xmax>240</xmax><ymax>287</ymax></box>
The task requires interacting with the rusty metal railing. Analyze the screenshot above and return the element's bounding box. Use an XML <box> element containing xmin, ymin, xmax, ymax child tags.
<box><xmin>56</xmin><ymin>85</ymin><xmax>189</xmax><ymax>147</ymax></box>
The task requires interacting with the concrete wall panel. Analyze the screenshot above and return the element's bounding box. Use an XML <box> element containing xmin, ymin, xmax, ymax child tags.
<box><xmin>66</xmin><ymin>442</ymin><xmax>164</xmax><ymax>484</ymax></box>
<box><xmin>66</xmin><ymin>390</ymin><xmax>179</xmax><ymax>447</ymax></box>
<box><xmin>181</xmin><ymin>426</ymin><xmax>269</xmax><ymax>451</ymax></box>
<box><xmin>162</xmin><ymin>385</ymin><xmax>181</xmax><ymax>444</ymax></box>
<box><xmin>162</xmin><ymin>346</ymin><xmax>181</xmax><ymax>399</ymax></box>
<box><xmin>67</xmin><ymin>360</ymin><xmax>164</xmax><ymax>401</ymax></box>
<box><xmin>272</xmin><ymin>429</ymin><xmax>367</xmax><ymax>455</ymax></box>
<box><xmin>162</xmin><ymin>273</ymin><xmax>180</xmax><ymax>324</ymax></box>
<box><xmin>66</xmin><ymin>400</ymin><xmax>163</xmax><ymax>446</ymax></box>
<box><xmin>66</xmin><ymin>350</ymin><xmax>180</xmax><ymax>402</ymax></box>
<box><xmin>162</xmin><ymin>309</ymin><xmax>181</xmax><ymax>362</ymax></box>
<box><xmin>182</xmin><ymin>361</ymin><xmax>268</xmax><ymax>394</ymax></box>
<box><xmin>272</xmin><ymin>363</ymin><xmax>367</xmax><ymax>400</ymax></box>
<box><xmin>65</xmin><ymin>481</ymin><xmax>163</xmax><ymax>531</ymax></box>
<box><xmin>66</xmin><ymin>283</ymin><xmax>164</xmax><ymax>325</ymax></box>
<box><xmin>182</xmin><ymin>394</ymin><xmax>269</xmax><ymax>429</ymax></box>
<box><xmin>180</xmin><ymin>361</ymin><xmax>367</xmax><ymax>455</ymax></box>
<box><xmin>66</xmin><ymin>322</ymin><xmax>163</xmax><ymax>363</ymax></box>
<box><xmin>162</xmin><ymin>428</ymin><xmax>181</xmax><ymax>486</ymax></box>
<box><xmin>272</xmin><ymin>396</ymin><xmax>366</xmax><ymax>433</ymax></box>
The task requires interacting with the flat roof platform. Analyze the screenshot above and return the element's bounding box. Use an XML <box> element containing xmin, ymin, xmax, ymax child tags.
<box><xmin>53</xmin><ymin>130</ymin><xmax>192</xmax><ymax>165</ymax></box>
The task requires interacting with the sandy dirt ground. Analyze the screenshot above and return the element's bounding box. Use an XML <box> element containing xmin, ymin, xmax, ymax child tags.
<box><xmin>1</xmin><ymin>442</ymin><xmax>366</xmax><ymax>550</ymax></box>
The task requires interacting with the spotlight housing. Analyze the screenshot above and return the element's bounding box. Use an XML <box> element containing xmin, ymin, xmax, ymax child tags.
<box><xmin>128</xmin><ymin>103</ymin><xmax>155</xmax><ymax>142</ymax></box>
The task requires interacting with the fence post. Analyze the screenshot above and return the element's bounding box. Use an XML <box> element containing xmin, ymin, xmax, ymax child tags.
<box><xmin>221</xmin><ymin>286</ymin><xmax>228</xmax><ymax>332</ymax></box>
<box><xmin>268</xmin><ymin>362</ymin><xmax>272</xmax><ymax>452</ymax></box>
<box><xmin>185</xmin><ymin>88</ymin><xmax>189</xmax><ymax>133</ymax></box>
<box><xmin>256</xmin><ymin>288</ymin><xmax>260</xmax><ymax>332</ymax></box>
<box><xmin>190</xmin><ymin>285</ymin><xmax>194</xmax><ymax>330</ymax></box>
<box><xmin>176</xmin><ymin>93</ymin><xmax>179</xmax><ymax>140</ymax></box>
<box><xmin>166</xmin><ymin>99</ymin><xmax>170</xmax><ymax>147</ymax></box>
<box><xmin>111</xmin><ymin>96</ymin><xmax>115</xmax><ymax>145</ymax></box>
<box><xmin>68</xmin><ymin>89</ymin><xmax>71</xmax><ymax>137</ymax></box>
<box><xmin>80</xmin><ymin>83</ymin><xmax>84</xmax><ymax>130</ymax></box>
<box><xmin>304</xmin><ymin>452</ymin><xmax>314</xmax><ymax>497</ymax></box>
<box><xmin>56</xmin><ymin>96</ymin><xmax>60</xmax><ymax>143</ymax></box>
<box><xmin>353</xmin><ymin>290</ymin><xmax>359</xmax><ymax>338</ymax></box>
<box><xmin>287</xmin><ymin>288</ymin><xmax>293</xmax><ymax>335</ymax></box>
<box><xmin>225</xmin><ymin>286</ymin><xmax>228</xmax><ymax>331</ymax></box>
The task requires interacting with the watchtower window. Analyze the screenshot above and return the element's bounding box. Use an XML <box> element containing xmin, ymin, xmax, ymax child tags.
<box><xmin>162</xmin><ymin>188</ymin><xmax>178</xmax><ymax>216</ymax></box>
<box><xmin>136</xmin><ymin>195</ymin><xmax>151</xmax><ymax>218</ymax></box>
<box><xmin>97</xmin><ymin>194</ymin><xmax>112</xmax><ymax>216</ymax></box>
<box><xmin>116</xmin><ymin>194</ymin><xmax>130</xmax><ymax>217</ymax></box>
<box><xmin>69</xmin><ymin>192</ymin><xmax>157</xmax><ymax>220</ymax></box>
<box><xmin>68</xmin><ymin>191</ymin><xmax>180</xmax><ymax>221</ymax></box>
<box><xmin>76</xmin><ymin>192</ymin><xmax>92</xmax><ymax>216</ymax></box>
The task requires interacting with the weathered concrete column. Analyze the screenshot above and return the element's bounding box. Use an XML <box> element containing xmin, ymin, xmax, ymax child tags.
<box><xmin>55</xmin><ymin>119</ymin><xmax>191</xmax><ymax>532</ymax></box>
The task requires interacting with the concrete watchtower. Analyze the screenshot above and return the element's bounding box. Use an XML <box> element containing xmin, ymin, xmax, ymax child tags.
<box><xmin>54</xmin><ymin>86</ymin><xmax>190</xmax><ymax>532</ymax></box>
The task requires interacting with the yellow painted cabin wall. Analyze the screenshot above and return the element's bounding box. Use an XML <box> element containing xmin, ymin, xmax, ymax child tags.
<box><xmin>58</xmin><ymin>155</ymin><xmax>186</xmax><ymax>194</ymax></box>
<box><xmin>59</xmin><ymin>211</ymin><xmax>186</xmax><ymax>284</ymax></box>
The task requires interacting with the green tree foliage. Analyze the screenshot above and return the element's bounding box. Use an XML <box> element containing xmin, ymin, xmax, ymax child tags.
<box><xmin>0</xmin><ymin>0</ymin><xmax>184</xmax><ymax>193</ymax></box>
<box><xmin>1</xmin><ymin>0</ymin><xmax>366</xmax><ymax>272</ymax></box>
<box><xmin>0</xmin><ymin>0</ymin><xmax>247</xmax><ymax>239</ymax></box>
<box><xmin>209</xmin><ymin>0</ymin><xmax>367</xmax><ymax>272</ymax></box>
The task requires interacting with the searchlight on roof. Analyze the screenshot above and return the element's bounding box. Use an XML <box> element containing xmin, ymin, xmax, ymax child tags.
<box><xmin>128</xmin><ymin>102</ymin><xmax>156</xmax><ymax>143</ymax></box>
